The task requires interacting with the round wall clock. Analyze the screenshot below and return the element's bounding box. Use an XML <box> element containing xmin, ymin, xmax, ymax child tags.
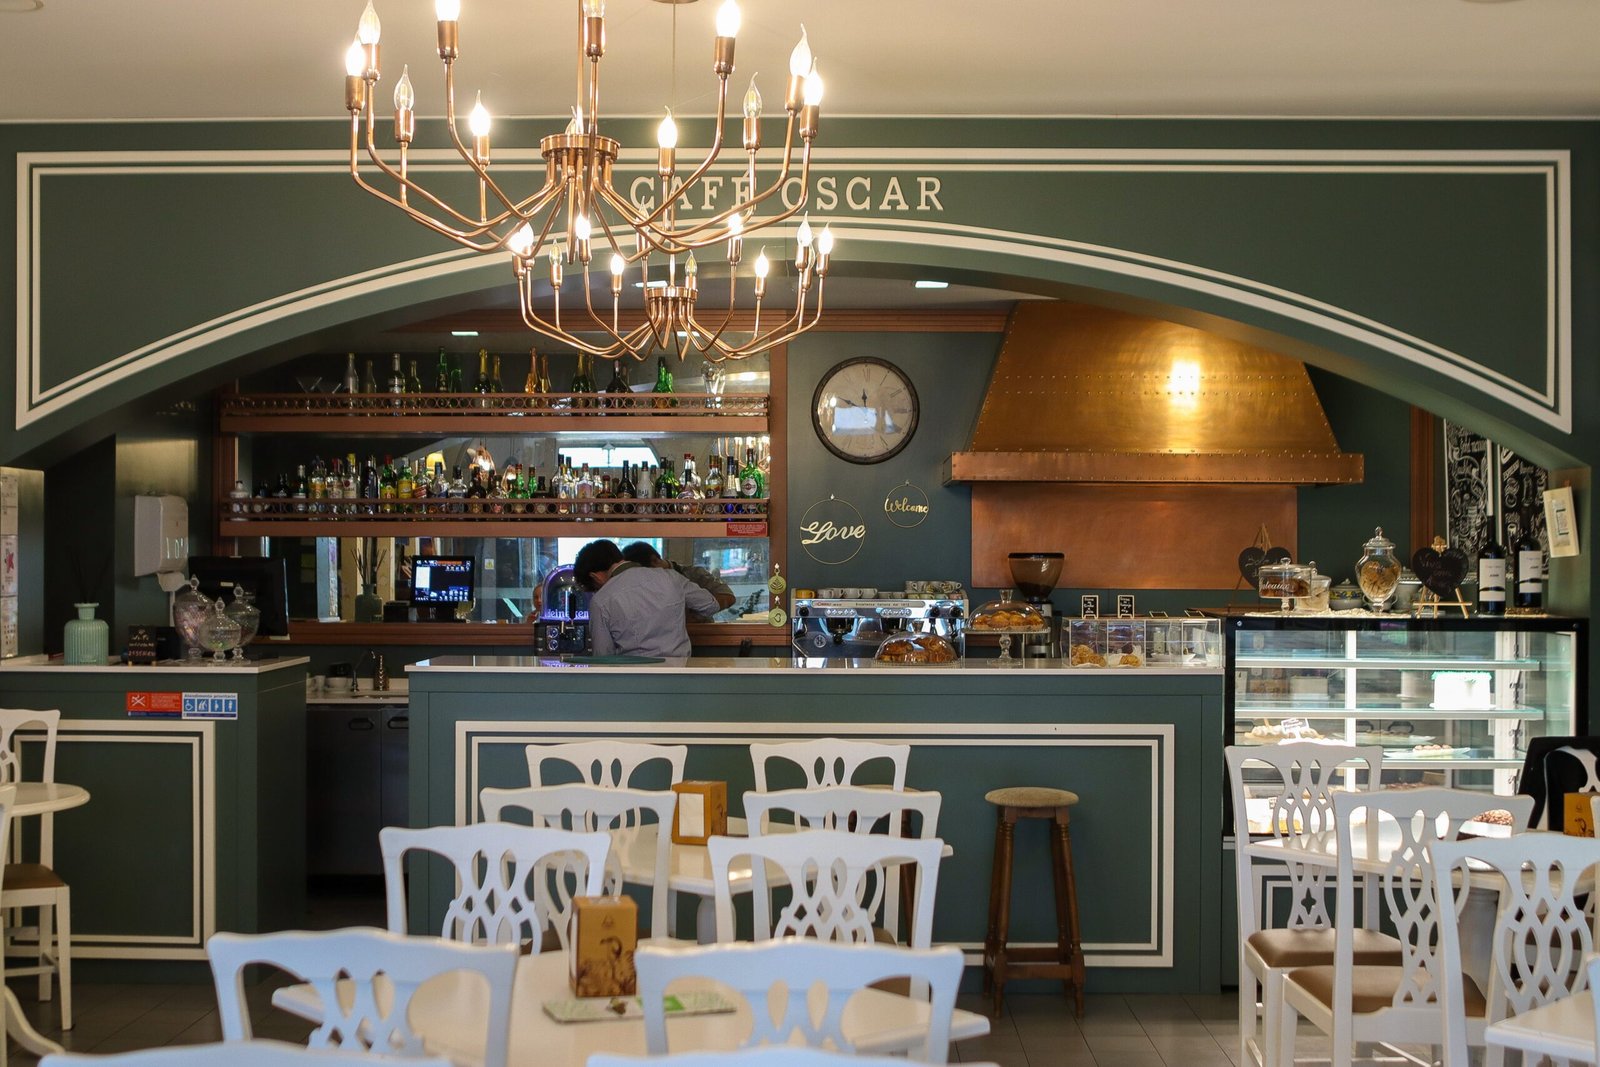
<box><xmin>811</xmin><ymin>357</ymin><xmax>920</xmax><ymax>464</ymax></box>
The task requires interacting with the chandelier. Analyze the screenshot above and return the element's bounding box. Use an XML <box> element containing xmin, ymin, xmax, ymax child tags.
<box><xmin>341</xmin><ymin>0</ymin><xmax>834</xmax><ymax>362</ymax></box>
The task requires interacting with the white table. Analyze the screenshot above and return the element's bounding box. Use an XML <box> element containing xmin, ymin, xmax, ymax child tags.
<box><xmin>273</xmin><ymin>948</ymin><xmax>991</xmax><ymax>1067</ymax></box>
<box><xmin>4</xmin><ymin>782</ymin><xmax>89</xmax><ymax>1057</ymax></box>
<box><xmin>1484</xmin><ymin>988</ymin><xmax>1597</xmax><ymax>1063</ymax></box>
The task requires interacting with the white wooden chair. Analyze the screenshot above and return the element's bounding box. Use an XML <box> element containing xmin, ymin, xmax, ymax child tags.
<box><xmin>208</xmin><ymin>927</ymin><xmax>518</xmax><ymax>1067</ymax></box>
<box><xmin>1434</xmin><ymin>831</ymin><xmax>1600</xmax><ymax>1067</ymax></box>
<box><xmin>708</xmin><ymin>828</ymin><xmax>944</xmax><ymax>950</ymax></box>
<box><xmin>0</xmin><ymin>783</ymin><xmax>19</xmax><ymax>1067</ymax></box>
<box><xmin>1274</xmin><ymin>787</ymin><xmax>1535</xmax><ymax>1067</ymax></box>
<box><xmin>749</xmin><ymin>739</ymin><xmax>909</xmax><ymax>793</ymax></box>
<box><xmin>1225</xmin><ymin>743</ymin><xmax>1392</xmax><ymax>1067</ymax></box>
<box><xmin>44</xmin><ymin>1041</ymin><xmax>453</xmax><ymax>1066</ymax></box>
<box><xmin>479</xmin><ymin>783</ymin><xmax>676</xmax><ymax>939</ymax></box>
<box><xmin>634</xmin><ymin>939</ymin><xmax>965</xmax><ymax>1063</ymax></box>
<box><xmin>379</xmin><ymin>823</ymin><xmax>609</xmax><ymax>950</ymax></box>
<box><xmin>590</xmin><ymin>1048</ymin><xmax>997</xmax><ymax>1067</ymax></box>
<box><xmin>1470</xmin><ymin>952</ymin><xmax>1600</xmax><ymax>1065</ymax></box>
<box><xmin>0</xmin><ymin>708</ymin><xmax>72</xmax><ymax>1029</ymax></box>
<box><xmin>526</xmin><ymin>741</ymin><xmax>687</xmax><ymax>789</ymax></box>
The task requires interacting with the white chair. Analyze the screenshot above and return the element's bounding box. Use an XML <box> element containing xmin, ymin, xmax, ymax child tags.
<box><xmin>590</xmin><ymin>1048</ymin><xmax>997</xmax><ymax>1067</ymax></box>
<box><xmin>1434</xmin><ymin>831</ymin><xmax>1600</xmax><ymax>1067</ymax></box>
<box><xmin>208</xmin><ymin>927</ymin><xmax>518</xmax><ymax>1067</ymax></box>
<box><xmin>526</xmin><ymin>741</ymin><xmax>687</xmax><ymax>789</ymax></box>
<box><xmin>708</xmin><ymin>828</ymin><xmax>944</xmax><ymax>949</ymax></box>
<box><xmin>1468</xmin><ymin>952</ymin><xmax>1600</xmax><ymax>1065</ymax></box>
<box><xmin>635</xmin><ymin>939</ymin><xmax>964</xmax><ymax>1063</ymax></box>
<box><xmin>379</xmin><ymin>823</ymin><xmax>609</xmax><ymax>950</ymax></box>
<box><xmin>1274</xmin><ymin>787</ymin><xmax>1536</xmax><ymax>1067</ymax></box>
<box><xmin>1225</xmin><ymin>743</ymin><xmax>1393</xmax><ymax>1067</ymax></box>
<box><xmin>749</xmin><ymin>739</ymin><xmax>909</xmax><ymax>792</ymax></box>
<box><xmin>0</xmin><ymin>708</ymin><xmax>72</xmax><ymax>1029</ymax></box>
<box><xmin>479</xmin><ymin>783</ymin><xmax>676</xmax><ymax>939</ymax></box>
<box><xmin>44</xmin><ymin>1041</ymin><xmax>453</xmax><ymax>1066</ymax></box>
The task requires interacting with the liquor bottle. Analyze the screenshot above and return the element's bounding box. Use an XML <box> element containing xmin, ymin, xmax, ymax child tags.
<box><xmin>490</xmin><ymin>353</ymin><xmax>504</xmax><ymax>394</ymax></box>
<box><xmin>738</xmin><ymin>447</ymin><xmax>766</xmax><ymax>499</ymax></box>
<box><xmin>273</xmin><ymin>473</ymin><xmax>291</xmax><ymax>513</ymax></box>
<box><xmin>523</xmin><ymin>353</ymin><xmax>540</xmax><ymax>395</ymax></box>
<box><xmin>488</xmin><ymin>468</ymin><xmax>507</xmax><ymax>515</ymax></box>
<box><xmin>511</xmin><ymin>468</ymin><xmax>530</xmax><ymax>514</ymax></box>
<box><xmin>598</xmin><ymin>475</ymin><xmax>615</xmax><ymax>516</ymax></box>
<box><xmin>362</xmin><ymin>358</ymin><xmax>378</xmax><ymax>395</ymax></box>
<box><xmin>466</xmin><ymin>467</ymin><xmax>487</xmax><ymax>514</ymax></box>
<box><xmin>434</xmin><ymin>348</ymin><xmax>451</xmax><ymax>393</ymax></box>
<box><xmin>618</xmin><ymin>460</ymin><xmax>638</xmax><ymax>500</ymax></box>
<box><xmin>309</xmin><ymin>456</ymin><xmax>328</xmax><ymax>514</ymax></box>
<box><xmin>680</xmin><ymin>453</ymin><xmax>702</xmax><ymax>499</ymax></box>
<box><xmin>293</xmin><ymin>464</ymin><xmax>309</xmax><ymax>513</ymax></box>
<box><xmin>639</xmin><ymin>464</ymin><xmax>658</xmax><ymax>501</ymax></box>
<box><xmin>448</xmin><ymin>465</ymin><xmax>468</xmax><ymax>513</ymax></box>
<box><xmin>656</xmin><ymin>458</ymin><xmax>680</xmax><ymax>499</ymax></box>
<box><xmin>325</xmin><ymin>459</ymin><xmax>343</xmax><ymax>512</ymax></box>
<box><xmin>576</xmin><ymin>463</ymin><xmax>596</xmax><ymax>518</ymax></box>
<box><xmin>396</xmin><ymin>457</ymin><xmax>415</xmax><ymax>501</ymax></box>
<box><xmin>344</xmin><ymin>453</ymin><xmax>360</xmax><ymax>513</ymax></box>
<box><xmin>1514</xmin><ymin>528</ymin><xmax>1544</xmax><ymax>610</ymax></box>
<box><xmin>343</xmin><ymin>353</ymin><xmax>361</xmax><ymax>395</ymax></box>
<box><xmin>1477</xmin><ymin>537</ymin><xmax>1508</xmax><ymax>616</ymax></box>
<box><xmin>723</xmin><ymin>454</ymin><xmax>740</xmax><ymax>500</ymax></box>
<box><xmin>606</xmin><ymin>359</ymin><xmax>631</xmax><ymax>409</ymax></box>
<box><xmin>432</xmin><ymin>461</ymin><xmax>449</xmax><ymax>501</ymax></box>
<box><xmin>652</xmin><ymin>355</ymin><xmax>675</xmax><ymax>408</ymax></box>
<box><xmin>388</xmin><ymin>354</ymin><xmax>405</xmax><ymax>396</ymax></box>
<box><xmin>364</xmin><ymin>456</ymin><xmax>380</xmax><ymax>513</ymax></box>
<box><xmin>570</xmin><ymin>354</ymin><xmax>592</xmax><ymax>409</ymax></box>
<box><xmin>406</xmin><ymin>358</ymin><xmax>424</xmax><ymax>394</ymax></box>
<box><xmin>229</xmin><ymin>479</ymin><xmax>249</xmax><ymax>520</ymax></box>
<box><xmin>448</xmin><ymin>355</ymin><xmax>464</xmax><ymax>395</ymax></box>
<box><xmin>704</xmin><ymin>456</ymin><xmax>724</xmax><ymax>499</ymax></box>
<box><xmin>379</xmin><ymin>455</ymin><xmax>396</xmax><ymax>512</ymax></box>
<box><xmin>475</xmin><ymin>349</ymin><xmax>493</xmax><ymax>400</ymax></box>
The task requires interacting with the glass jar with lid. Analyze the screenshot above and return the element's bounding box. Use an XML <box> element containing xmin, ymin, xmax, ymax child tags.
<box><xmin>172</xmin><ymin>577</ymin><xmax>211</xmax><ymax>661</ymax></box>
<box><xmin>1258</xmin><ymin>562</ymin><xmax>1312</xmax><ymax>613</ymax></box>
<box><xmin>225</xmin><ymin>588</ymin><xmax>261</xmax><ymax>661</ymax></box>
<box><xmin>970</xmin><ymin>593</ymin><xmax>1048</xmax><ymax>662</ymax></box>
<box><xmin>1355</xmin><ymin>527</ymin><xmax>1402</xmax><ymax>612</ymax></box>
<box><xmin>198</xmin><ymin>598</ymin><xmax>243</xmax><ymax>665</ymax></box>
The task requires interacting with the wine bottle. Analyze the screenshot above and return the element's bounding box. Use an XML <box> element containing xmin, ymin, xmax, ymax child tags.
<box><xmin>434</xmin><ymin>348</ymin><xmax>450</xmax><ymax>393</ymax></box>
<box><xmin>475</xmin><ymin>349</ymin><xmax>493</xmax><ymax>397</ymax></box>
<box><xmin>361</xmin><ymin>358</ymin><xmax>378</xmax><ymax>395</ymax></box>
<box><xmin>607</xmin><ymin>359</ymin><xmax>631</xmax><ymax>409</ymax></box>
<box><xmin>1477</xmin><ymin>538</ymin><xmax>1507</xmax><ymax>616</ymax></box>
<box><xmin>652</xmin><ymin>355</ymin><xmax>675</xmax><ymax>409</ymax></box>
<box><xmin>739</xmin><ymin>447</ymin><xmax>766</xmax><ymax>499</ymax></box>
<box><xmin>1515</xmin><ymin>529</ymin><xmax>1544</xmax><ymax>610</ymax></box>
<box><xmin>406</xmin><ymin>358</ymin><xmax>424</xmax><ymax>394</ymax></box>
<box><xmin>388</xmin><ymin>354</ymin><xmax>405</xmax><ymax>395</ymax></box>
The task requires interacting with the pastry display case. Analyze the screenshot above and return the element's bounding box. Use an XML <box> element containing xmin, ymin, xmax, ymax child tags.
<box><xmin>1064</xmin><ymin>617</ymin><xmax>1223</xmax><ymax>669</ymax></box>
<box><xmin>1226</xmin><ymin>615</ymin><xmax>1586</xmax><ymax>794</ymax></box>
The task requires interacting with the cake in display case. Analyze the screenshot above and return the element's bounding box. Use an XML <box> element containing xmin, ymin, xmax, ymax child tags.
<box><xmin>1226</xmin><ymin>615</ymin><xmax>1586</xmax><ymax>793</ymax></box>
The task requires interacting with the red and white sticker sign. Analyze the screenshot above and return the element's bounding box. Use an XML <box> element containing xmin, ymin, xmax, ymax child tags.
<box><xmin>126</xmin><ymin>692</ymin><xmax>183</xmax><ymax>717</ymax></box>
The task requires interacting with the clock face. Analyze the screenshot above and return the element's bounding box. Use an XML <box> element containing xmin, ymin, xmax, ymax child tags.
<box><xmin>811</xmin><ymin>357</ymin><xmax>920</xmax><ymax>464</ymax></box>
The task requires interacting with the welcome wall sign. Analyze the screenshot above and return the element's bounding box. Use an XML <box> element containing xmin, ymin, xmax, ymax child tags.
<box><xmin>883</xmin><ymin>481</ymin><xmax>930</xmax><ymax>529</ymax></box>
<box><xmin>800</xmin><ymin>495</ymin><xmax>867</xmax><ymax>566</ymax></box>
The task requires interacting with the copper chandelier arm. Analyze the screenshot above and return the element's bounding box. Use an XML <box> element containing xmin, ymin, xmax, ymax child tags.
<box><xmin>579</xmin><ymin>264</ymin><xmax>637</xmax><ymax>353</ymax></box>
<box><xmin>620</xmin><ymin>78</ymin><xmax>734</xmax><ymax>234</ymax></box>
<box><xmin>436</xmin><ymin>61</ymin><xmax>529</xmax><ymax>224</ymax></box>
<box><xmin>357</xmin><ymin>117</ymin><xmax>507</xmax><ymax>242</ymax></box>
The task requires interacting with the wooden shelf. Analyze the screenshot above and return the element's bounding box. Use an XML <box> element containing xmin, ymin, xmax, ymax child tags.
<box><xmin>271</xmin><ymin>621</ymin><xmax>790</xmax><ymax>647</ymax></box>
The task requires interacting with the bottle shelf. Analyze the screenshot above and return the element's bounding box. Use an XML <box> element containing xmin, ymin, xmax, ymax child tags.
<box><xmin>218</xmin><ymin>392</ymin><xmax>769</xmax><ymax>435</ymax></box>
<box><xmin>218</xmin><ymin>499</ymin><xmax>769</xmax><ymax>540</ymax></box>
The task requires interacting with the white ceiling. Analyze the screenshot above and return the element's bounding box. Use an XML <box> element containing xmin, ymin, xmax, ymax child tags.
<box><xmin>2</xmin><ymin>0</ymin><xmax>1599</xmax><ymax>122</ymax></box>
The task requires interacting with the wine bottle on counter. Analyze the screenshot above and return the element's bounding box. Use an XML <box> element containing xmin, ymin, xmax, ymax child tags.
<box><xmin>1477</xmin><ymin>538</ymin><xmax>1507</xmax><ymax>616</ymax></box>
<box><xmin>1515</xmin><ymin>529</ymin><xmax>1544</xmax><ymax>610</ymax></box>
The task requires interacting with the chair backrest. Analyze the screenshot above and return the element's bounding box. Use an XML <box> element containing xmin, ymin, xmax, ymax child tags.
<box><xmin>750</xmin><ymin>739</ymin><xmax>909</xmax><ymax>792</ymax></box>
<box><xmin>743</xmin><ymin>786</ymin><xmax>941</xmax><ymax>839</ymax></box>
<box><xmin>1330</xmin><ymin>788</ymin><xmax>1535</xmax><ymax>1020</ymax></box>
<box><xmin>589</xmin><ymin>1048</ymin><xmax>995</xmax><ymax>1067</ymax></box>
<box><xmin>480</xmin><ymin>783</ymin><xmax>675</xmax><ymax>937</ymax></box>
<box><xmin>526</xmin><ymin>741</ymin><xmax>687</xmax><ymax>789</ymax></box>
<box><xmin>1224</xmin><ymin>743</ymin><xmax>1383</xmax><ymax>939</ymax></box>
<box><xmin>1433</xmin><ymin>830</ymin><xmax>1600</xmax><ymax>1064</ymax></box>
<box><xmin>379</xmin><ymin>823</ymin><xmax>609</xmax><ymax>950</ymax></box>
<box><xmin>207</xmin><ymin>927</ymin><xmax>518</xmax><ymax>1067</ymax></box>
<box><xmin>44</xmin><ymin>1040</ymin><xmax>455</xmax><ymax>1067</ymax></box>
<box><xmin>708</xmin><ymin>829</ymin><xmax>943</xmax><ymax>948</ymax></box>
<box><xmin>635</xmin><ymin>939</ymin><xmax>964</xmax><ymax>1063</ymax></box>
<box><xmin>0</xmin><ymin>707</ymin><xmax>59</xmax><ymax>785</ymax></box>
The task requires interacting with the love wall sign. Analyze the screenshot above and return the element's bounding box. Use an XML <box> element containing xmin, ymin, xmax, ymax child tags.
<box><xmin>799</xmin><ymin>495</ymin><xmax>867</xmax><ymax>565</ymax></box>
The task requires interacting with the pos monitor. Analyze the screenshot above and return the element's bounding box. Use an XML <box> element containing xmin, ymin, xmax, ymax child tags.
<box><xmin>410</xmin><ymin>556</ymin><xmax>475</xmax><ymax>620</ymax></box>
<box><xmin>187</xmin><ymin>556</ymin><xmax>291</xmax><ymax>638</ymax></box>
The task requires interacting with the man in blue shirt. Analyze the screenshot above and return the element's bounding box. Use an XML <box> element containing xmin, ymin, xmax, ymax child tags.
<box><xmin>574</xmin><ymin>539</ymin><xmax>721</xmax><ymax>659</ymax></box>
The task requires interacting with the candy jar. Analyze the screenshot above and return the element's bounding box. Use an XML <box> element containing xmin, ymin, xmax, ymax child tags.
<box><xmin>225</xmin><ymin>588</ymin><xmax>261</xmax><ymax>661</ymax></box>
<box><xmin>1356</xmin><ymin>527</ymin><xmax>1402</xmax><ymax>612</ymax></box>
<box><xmin>172</xmin><ymin>577</ymin><xmax>211</xmax><ymax>662</ymax></box>
<box><xmin>198</xmin><ymin>598</ymin><xmax>242</xmax><ymax>665</ymax></box>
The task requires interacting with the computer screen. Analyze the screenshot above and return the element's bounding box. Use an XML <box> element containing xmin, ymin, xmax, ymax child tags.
<box><xmin>188</xmin><ymin>555</ymin><xmax>291</xmax><ymax>638</ymax></box>
<box><xmin>411</xmin><ymin>556</ymin><xmax>475</xmax><ymax>604</ymax></box>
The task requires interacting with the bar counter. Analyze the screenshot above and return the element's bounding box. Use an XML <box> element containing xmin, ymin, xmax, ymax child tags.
<box><xmin>406</xmin><ymin>654</ymin><xmax>1225</xmax><ymax>993</ymax></box>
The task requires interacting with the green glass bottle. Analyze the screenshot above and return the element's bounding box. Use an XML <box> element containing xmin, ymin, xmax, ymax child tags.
<box><xmin>434</xmin><ymin>348</ymin><xmax>450</xmax><ymax>392</ymax></box>
<box><xmin>652</xmin><ymin>355</ymin><xmax>675</xmax><ymax>409</ymax></box>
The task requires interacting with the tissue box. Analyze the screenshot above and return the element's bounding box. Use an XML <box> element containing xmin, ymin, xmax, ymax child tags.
<box><xmin>569</xmin><ymin>895</ymin><xmax>638</xmax><ymax>997</ymax></box>
<box><xmin>671</xmin><ymin>780</ymin><xmax>728</xmax><ymax>845</ymax></box>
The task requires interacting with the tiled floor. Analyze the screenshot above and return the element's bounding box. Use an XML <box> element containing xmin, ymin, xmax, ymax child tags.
<box><xmin>2</xmin><ymin>982</ymin><xmax>1252</xmax><ymax>1067</ymax></box>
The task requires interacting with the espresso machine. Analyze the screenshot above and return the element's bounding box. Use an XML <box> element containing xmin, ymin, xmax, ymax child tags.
<box><xmin>791</xmin><ymin>595</ymin><xmax>967</xmax><ymax>661</ymax></box>
<box><xmin>533</xmin><ymin>565</ymin><xmax>592</xmax><ymax>655</ymax></box>
<box><xmin>1009</xmin><ymin>552</ymin><xmax>1064</xmax><ymax>658</ymax></box>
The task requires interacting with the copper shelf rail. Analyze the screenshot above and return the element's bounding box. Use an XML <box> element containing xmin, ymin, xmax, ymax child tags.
<box><xmin>219</xmin><ymin>392</ymin><xmax>769</xmax><ymax>434</ymax></box>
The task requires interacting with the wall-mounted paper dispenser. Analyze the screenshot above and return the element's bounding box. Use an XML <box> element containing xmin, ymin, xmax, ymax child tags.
<box><xmin>133</xmin><ymin>495</ymin><xmax>189</xmax><ymax>577</ymax></box>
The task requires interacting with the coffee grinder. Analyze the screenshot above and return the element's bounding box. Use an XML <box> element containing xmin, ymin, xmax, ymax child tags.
<box><xmin>1008</xmin><ymin>552</ymin><xmax>1064</xmax><ymax>658</ymax></box>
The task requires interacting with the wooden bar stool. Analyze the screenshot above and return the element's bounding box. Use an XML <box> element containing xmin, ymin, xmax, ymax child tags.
<box><xmin>982</xmin><ymin>786</ymin><xmax>1086</xmax><ymax>1019</ymax></box>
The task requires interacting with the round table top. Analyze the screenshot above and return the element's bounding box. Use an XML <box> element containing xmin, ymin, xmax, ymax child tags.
<box><xmin>8</xmin><ymin>783</ymin><xmax>89</xmax><ymax>817</ymax></box>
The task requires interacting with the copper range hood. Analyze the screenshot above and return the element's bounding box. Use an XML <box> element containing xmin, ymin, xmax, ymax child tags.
<box><xmin>951</xmin><ymin>302</ymin><xmax>1364</xmax><ymax>590</ymax></box>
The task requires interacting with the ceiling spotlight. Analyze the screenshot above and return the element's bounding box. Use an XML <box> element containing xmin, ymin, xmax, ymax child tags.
<box><xmin>914</xmin><ymin>280</ymin><xmax>949</xmax><ymax>290</ymax></box>
<box><xmin>450</xmin><ymin>330</ymin><xmax>479</xmax><ymax>337</ymax></box>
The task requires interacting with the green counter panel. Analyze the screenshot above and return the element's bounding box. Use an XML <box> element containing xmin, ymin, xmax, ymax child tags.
<box><xmin>407</xmin><ymin>662</ymin><xmax>1225</xmax><ymax>994</ymax></box>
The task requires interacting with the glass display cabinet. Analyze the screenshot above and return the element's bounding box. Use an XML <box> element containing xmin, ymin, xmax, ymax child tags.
<box><xmin>1226</xmin><ymin>615</ymin><xmax>1586</xmax><ymax>795</ymax></box>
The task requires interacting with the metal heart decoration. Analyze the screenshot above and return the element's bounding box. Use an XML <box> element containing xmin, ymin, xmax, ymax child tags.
<box><xmin>1238</xmin><ymin>546</ymin><xmax>1292</xmax><ymax>584</ymax></box>
<box><xmin>1412</xmin><ymin>546</ymin><xmax>1468</xmax><ymax>596</ymax></box>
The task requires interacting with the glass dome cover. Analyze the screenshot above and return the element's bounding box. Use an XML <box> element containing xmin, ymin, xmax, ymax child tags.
<box><xmin>970</xmin><ymin>596</ymin><xmax>1047</xmax><ymax>632</ymax></box>
<box><xmin>874</xmin><ymin>631</ymin><xmax>959</xmax><ymax>664</ymax></box>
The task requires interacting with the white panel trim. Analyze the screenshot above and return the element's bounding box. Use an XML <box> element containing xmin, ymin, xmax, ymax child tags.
<box><xmin>450</xmin><ymin>718</ymin><xmax>1177</xmax><ymax>968</ymax></box>
<box><xmin>12</xmin><ymin>146</ymin><xmax>1571</xmax><ymax>435</ymax></box>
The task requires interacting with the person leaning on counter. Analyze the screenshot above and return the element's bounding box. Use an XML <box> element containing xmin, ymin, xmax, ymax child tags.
<box><xmin>574</xmin><ymin>539</ymin><xmax>722</xmax><ymax>658</ymax></box>
<box><xmin>621</xmin><ymin>541</ymin><xmax>736</xmax><ymax>622</ymax></box>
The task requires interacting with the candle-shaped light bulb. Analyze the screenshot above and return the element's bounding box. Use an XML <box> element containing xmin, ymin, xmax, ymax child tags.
<box><xmin>357</xmin><ymin>0</ymin><xmax>382</xmax><ymax>44</ymax></box>
<box><xmin>393</xmin><ymin>65</ymin><xmax>414</xmax><ymax>110</ymax></box>
<box><xmin>610</xmin><ymin>253</ymin><xmax>626</xmax><ymax>278</ymax></box>
<box><xmin>435</xmin><ymin>0</ymin><xmax>460</xmax><ymax>20</ymax></box>
<box><xmin>657</xmin><ymin>108</ymin><xmax>678</xmax><ymax>150</ymax></box>
<box><xmin>716</xmin><ymin>0</ymin><xmax>741</xmax><ymax>38</ymax></box>
<box><xmin>548</xmin><ymin>243</ymin><xmax>561</xmax><ymax>266</ymax></box>
<box><xmin>469</xmin><ymin>91</ymin><xmax>491</xmax><ymax>137</ymax></box>
<box><xmin>817</xmin><ymin>225</ymin><xmax>835</xmax><ymax>257</ymax></box>
<box><xmin>727</xmin><ymin>213</ymin><xmax>743</xmax><ymax>237</ymax></box>
<box><xmin>574</xmin><ymin>214</ymin><xmax>592</xmax><ymax>243</ymax></box>
<box><xmin>788</xmin><ymin>25</ymin><xmax>811</xmax><ymax>77</ymax></box>
<box><xmin>743</xmin><ymin>76</ymin><xmax>762</xmax><ymax>119</ymax></box>
<box><xmin>803</xmin><ymin>64</ymin><xmax>825</xmax><ymax>106</ymax></box>
<box><xmin>583</xmin><ymin>0</ymin><xmax>603</xmax><ymax>16</ymax></box>
<box><xmin>686</xmin><ymin>252</ymin><xmax>698</xmax><ymax>277</ymax></box>
<box><xmin>344</xmin><ymin>38</ymin><xmax>366</xmax><ymax>77</ymax></box>
<box><xmin>508</xmin><ymin>223</ymin><xmax>534</xmax><ymax>258</ymax></box>
<box><xmin>796</xmin><ymin>215</ymin><xmax>814</xmax><ymax>248</ymax></box>
<box><xmin>754</xmin><ymin>250</ymin><xmax>770</xmax><ymax>279</ymax></box>
<box><xmin>565</xmin><ymin>105</ymin><xmax>582</xmax><ymax>136</ymax></box>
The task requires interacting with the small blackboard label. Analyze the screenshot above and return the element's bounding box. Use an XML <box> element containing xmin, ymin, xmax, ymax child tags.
<box><xmin>125</xmin><ymin>626</ymin><xmax>158</xmax><ymax>665</ymax></box>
